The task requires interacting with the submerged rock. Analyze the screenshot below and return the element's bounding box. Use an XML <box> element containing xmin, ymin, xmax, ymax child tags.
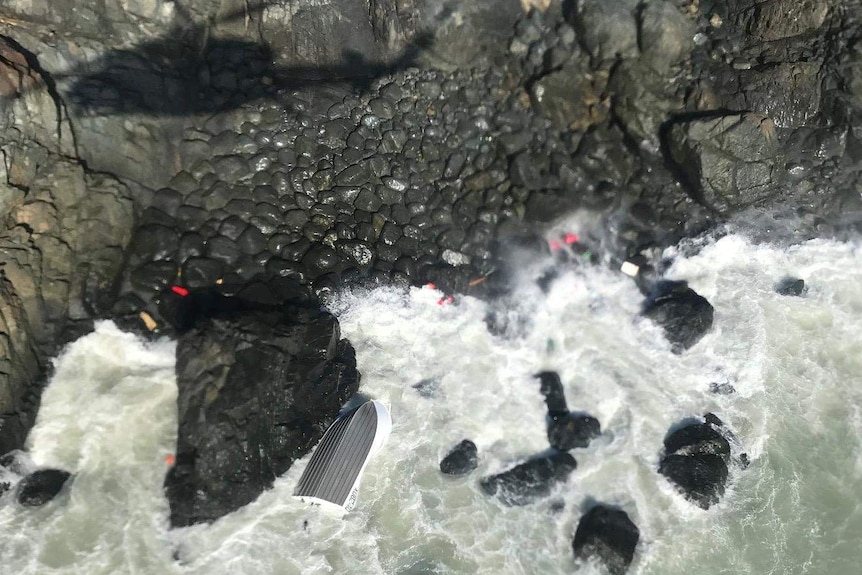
<box><xmin>534</xmin><ymin>371</ymin><xmax>601</xmax><ymax>450</ymax></box>
<box><xmin>440</xmin><ymin>439</ymin><xmax>479</xmax><ymax>476</ymax></box>
<box><xmin>548</xmin><ymin>413</ymin><xmax>601</xmax><ymax>451</ymax></box>
<box><xmin>480</xmin><ymin>451</ymin><xmax>576</xmax><ymax>506</ymax></box>
<box><xmin>412</xmin><ymin>378</ymin><xmax>441</xmax><ymax>399</ymax></box>
<box><xmin>164</xmin><ymin>299</ymin><xmax>359</xmax><ymax>527</ymax></box>
<box><xmin>775</xmin><ymin>277</ymin><xmax>805</xmax><ymax>296</ymax></box>
<box><xmin>535</xmin><ymin>371</ymin><xmax>568</xmax><ymax>413</ymax></box>
<box><xmin>17</xmin><ymin>469</ymin><xmax>71</xmax><ymax>507</ymax></box>
<box><xmin>709</xmin><ymin>382</ymin><xmax>736</xmax><ymax>395</ymax></box>
<box><xmin>572</xmin><ymin>504</ymin><xmax>640</xmax><ymax>575</ymax></box>
<box><xmin>658</xmin><ymin>415</ymin><xmax>738</xmax><ymax>509</ymax></box>
<box><xmin>641</xmin><ymin>280</ymin><xmax>714</xmax><ymax>353</ymax></box>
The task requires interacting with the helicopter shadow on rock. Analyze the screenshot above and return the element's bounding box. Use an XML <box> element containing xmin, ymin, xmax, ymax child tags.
<box><xmin>54</xmin><ymin>0</ymin><xmax>432</xmax><ymax>118</ymax></box>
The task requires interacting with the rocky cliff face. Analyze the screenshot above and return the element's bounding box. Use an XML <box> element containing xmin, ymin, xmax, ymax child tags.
<box><xmin>1</xmin><ymin>35</ymin><xmax>134</xmax><ymax>452</ymax></box>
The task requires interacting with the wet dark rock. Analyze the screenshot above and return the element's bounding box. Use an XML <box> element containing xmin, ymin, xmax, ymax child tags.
<box><xmin>225</xmin><ymin>198</ymin><xmax>256</xmax><ymax>219</ymax></box>
<box><xmin>336</xmin><ymin>164</ymin><xmax>370</xmax><ymax>187</ymax></box>
<box><xmin>140</xmin><ymin>207</ymin><xmax>176</xmax><ymax>228</ymax></box>
<box><xmin>204</xmin><ymin>236</ymin><xmax>242</xmax><ymax>266</ymax></box>
<box><xmin>418</xmin><ymin>81</ymin><xmax>442</xmax><ymax>99</ymax></box>
<box><xmin>642</xmin><ymin>281</ymin><xmax>714</xmax><ymax>353</ymax></box>
<box><xmin>176</xmin><ymin>205</ymin><xmax>208</xmax><ymax>228</ymax></box>
<box><xmin>570</xmin><ymin>0</ymin><xmax>639</xmax><ymax>63</ymax></box>
<box><xmin>132</xmin><ymin>225</ymin><xmax>178</xmax><ymax>261</ymax></box>
<box><xmin>369</xmin><ymin>97</ymin><xmax>395</xmax><ymax>120</ymax></box>
<box><xmin>721</xmin><ymin>63</ymin><xmax>823</xmax><ymax>129</ymax></box>
<box><xmin>709</xmin><ymin>382</ymin><xmax>736</xmax><ymax>395</ymax></box>
<box><xmin>178</xmin><ymin>233</ymin><xmax>206</xmax><ymax>261</ymax></box>
<box><xmin>151</xmin><ymin>188</ymin><xmax>183</xmax><ymax>216</ymax></box>
<box><xmin>444</xmin><ymin>153</ymin><xmax>467</xmax><ymax>179</ymax></box>
<box><xmin>112</xmin><ymin>292</ymin><xmax>147</xmax><ymax>316</ymax></box>
<box><xmin>379</xmin><ymin>222</ymin><xmax>402</xmax><ymax>246</ymax></box>
<box><xmin>266</xmin><ymin>258</ymin><xmax>307</xmax><ymax>281</ymax></box>
<box><xmin>376</xmin><ymin>244</ymin><xmax>401</xmax><ymax>263</ymax></box>
<box><xmin>534</xmin><ymin>372</ymin><xmax>601</xmax><ymax>450</ymax></box>
<box><xmin>412</xmin><ymin>378</ymin><xmax>440</xmax><ymax>399</ymax></box>
<box><xmin>530</xmin><ymin>60</ymin><xmax>606</xmax><ymax>131</ymax></box>
<box><xmin>440</xmin><ymin>439</ymin><xmax>478</xmax><ymax>476</ymax></box>
<box><xmin>17</xmin><ymin>469</ymin><xmax>71</xmax><ymax>507</ymax></box>
<box><xmin>775</xmin><ymin>277</ymin><xmax>805</xmax><ymax>296</ymax></box>
<box><xmin>573</xmin><ymin>505</ymin><xmax>640</xmax><ymax>575</ymax></box>
<box><xmin>213</xmin><ymin>155</ymin><xmax>249</xmax><ymax>182</ymax></box>
<box><xmin>218</xmin><ymin>216</ymin><xmax>248</xmax><ymax>242</ymax></box>
<box><xmin>302</xmin><ymin>245</ymin><xmax>341</xmax><ymax>274</ymax></box>
<box><xmin>249</xmin><ymin>215</ymin><xmax>278</xmax><ymax>236</ymax></box>
<box><xmin>536</xmin><ymin>371</ymin><xmax>568</xmax><ymax>413</ymax></box>
<box><xmin>480</xmin><ymin>451</ymin><xmax>577</xmax><ymax>506</ymax></box>
<box><xmin>610</xmin><ymin>63</ymin><xmax>675</xmax><ymax>155</ymax></box>
<box><xmin>377</xmin><ymin>184</ymin><xmax>404</xmax><ymax>205</ymax></box>
<box><xmin>355</xmin><ymin>189</ymin><xmax>383</xmax><ymax>212</ymax></box>
<box><xmin>336</xmin><ymin>240</ymin><xmax>374</xmax><ymax>269</ymax></box>
<box><xmin>664</xmin><ymin>423</ymin><xmax>731</xmax><ymax>462</ymax></box>
<box><xmin>237</xmin><ymin>226</ymin><xmax>267</xmax><ymax>255</ymax></box>
<box><xmin>638</xmin><ymin>0</ymin><xmax>694</xmax><ymax>73</ymax></box>
<box><xmin>130</xmin><ymin>261</ymin><xmax>178</xmax><ymax>293</ymax></box>
<box><xmin>383</xmin><ymin>177</ymin><xmax>409</xmax><ymax>193</ymax></box>
<box><xmin>283</xmin><ymin>209</ymin><xmax>310</xmax><ymax>232</ymax></box>
<box><xmin>182</xmin><ymin>258</ymin><xmax>223</xmax><ymax>289</ymax></box>
<box><xmin>658</xmin><ymin>415</ymin><xmax>738</xmax><ymax>509</ymax></box>
<box><xmin>724</xmin><ymin>0</ymin><xmax>831</xmax><ymax>42</ymax></box>
<box><xmin>548</xmin><ymin>413</ymin><xmax>601</xmax><ymax>451</ymax></box>
<box><xmin>509</xmin><ymin>152</ymin><xmax>548</xmax><ymax>191</ymax></box>
<box><xmin>659</xmin><ymin>454</ymin><xmax>728</xmax><ymax>510</ymax></box>
<box><xmin>165</xmin><ymin>301</ymin><xmax>359</xmax><ymax>526</ymax></box>
<box><xmin>668</xmin><ymin>113</ymin><xmax>784</xmax><ymax>214</ymax></box>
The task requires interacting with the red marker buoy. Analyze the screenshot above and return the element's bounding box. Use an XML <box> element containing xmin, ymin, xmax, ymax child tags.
<box><xmin>171</xmin><ymin>286</ymin><xmax>189</xmax><ymax>297</ymax></box>
<box><xmin>425</xmin><ymin>282</ymin><xmax>437</xmax><ymax>290</ymax></box>
<box><xmin>563</xmin><ymin>232</ymin><xmax>580</xmax><ymax>245</ymax></box>
<box><xmin>165</xmin><ymin>454</ymin><xmax>175</xmax><ymax>466</ymax></box>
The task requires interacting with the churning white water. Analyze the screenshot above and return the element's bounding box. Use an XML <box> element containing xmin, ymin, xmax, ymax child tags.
<box><xmin>1</xmin><ymin>231</ymin><xmax>861</xmax><ymax>575</ymax></box>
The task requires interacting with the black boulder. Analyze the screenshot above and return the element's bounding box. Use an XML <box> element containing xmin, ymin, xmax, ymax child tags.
<box><xmin>658</xmin><ymin>454</ymin><xmax>729</xmax><ymax>510</ymax></box>
<box><xmin>572</xmin><ymin>505</ymin><xmax>640</xmax><ymax>575</ymax></box>
<box><xmin>658</xmin><ymin>415</ymin><xmax>737</xmax><ymax>509</ymax></box>
<box><xmin>535</xmin><ymin>371</ymin><xmax>568</xmax><ymax>413</ymax></box>
<box><xmin>548</xmin><ymin>413</ymin><xmax>601</xmax><ymax>451</ymax></box>
<box><xmin>440</xmin><ymin>440</ymin><xmax>478</xmax><ymax>476</ymax></box>
<box><xmin>663</xmin><ymin>423</ymin><xmax>731</xmax><ymax>461</ymax></box>
<box><xmin>534</xmin><ymin>372</ymin><xmax>601</xmax><ymax>450</ymax></box>
<box><xmin>164</xmin><ymin>300</ymin><xmax>360</xmax><ymax>526</ymax></box>
<box><xmin>17</xmin><ymin>469</ymin><xmax>72</xmax><ymax>507</ymax></box>
<box><xmin>480</xmin><ymin>451</ymin><xmax>576</xmax><ymax>506</ymax></box>
<box><xmin>775</xmin><ymin>277</ymin><xmax>805</xmax><ymax>296</ymax></box>
<box><xmin>641</xmin><ymin>280</ymin><xmax>714</xmax><ymax>352</ymax></box>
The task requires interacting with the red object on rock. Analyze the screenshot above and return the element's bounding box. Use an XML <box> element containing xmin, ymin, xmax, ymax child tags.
<box><xmin>171</xmin><ymin>286</ymin><xmax>190</xmax><ymax>297</ymax></box>
<box><xmin>437</xmin><ymin>295</ymin><xmax>455</xmax><ymax>306</ymax></box>
<box><xmin>549</xmin><ymin>240</ymin><xmax>562</xmax><ymax>251</ymax></box>
<box><xmin>563</xmin><ymin>232</ymin><xmax>580</xmax><ymax>245</ymax></box>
